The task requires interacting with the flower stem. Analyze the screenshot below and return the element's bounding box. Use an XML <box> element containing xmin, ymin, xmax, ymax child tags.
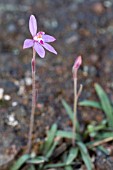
<box><xmin>27</xmin><ymin>48</ymin><xmax>36</xmax><ymax>153</ymax></box>
<box><xmin>72</xmin><ymin>77</ymin><xmax>77</xmax><ymax>146</ymax></box>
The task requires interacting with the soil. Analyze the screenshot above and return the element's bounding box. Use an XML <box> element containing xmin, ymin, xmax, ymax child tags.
<box><xmin>0</xmin><ymin>0</ymin><xmax>113</xmax><ymax>169</ymax></box>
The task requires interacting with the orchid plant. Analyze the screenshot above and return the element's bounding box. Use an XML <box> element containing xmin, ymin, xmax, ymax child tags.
<box><xmin>72</xmin><ymin>56</ymin><xmax>82</xmax><ymax>146</ymax></box>
<box><xmin>23</xmin><ymin>15</ymin><xmax>57</xmax><ymax>153</ymax></box>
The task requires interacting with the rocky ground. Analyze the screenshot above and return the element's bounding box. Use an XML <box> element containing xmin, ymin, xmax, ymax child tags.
<box><xmin>0</xmin><ymin>0</ymin><xmax>113</xmax><ymax>169</ymax></box>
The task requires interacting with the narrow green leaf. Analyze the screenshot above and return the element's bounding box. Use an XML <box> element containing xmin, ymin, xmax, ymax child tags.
<box><xmin>77</xmin><ymin>142</ymin><xmax>92</xmax><ymax>170</ymax></box>
<box><xmin>97</xmin><ymin>146</ymin><xmax>109</xmax><ymax>155</ymax></box>
<box><xmin>79</xmin><ymin>100</ymin><xmax>102</xmax><ymax>109</ymax></box>
<box><xmin>44</xmin><ymin>162</ymin><xmax>67</xmax><ymax>168</ymax></box>
<box><xmin>65</xmin><ymin>166</ymin><xmax>73</xmax><ymax>170</ymax></box>
<box><xmin>62</xmin><ymin>99</ymin><xmax>80</xmax><ymax>131</ymax></box>
<box><xmin>66</xmin><ymin>147</ymin><xmax>78</xmax><ymax>165</ymax></box>
<box><xmin>46</xmin><ymin>141</ymin><xmax>58</xmax><ymax>159</ymax></box>
<box><xmin>56</xmin><ymin>130</ymin><xmax>81</xmax><ymax>141</ymax></box>
<box><xmin>11</xmin><ymin>154</ymin><xmax>30</xmax><ymax>170</ymax></box>
<box><xmin>27</xmin><ymin>165</ymin><xmax>35</xmax><ymax>170</ymax></box>
<box><xmin>62</xmin><ymin>99</ymin><xmax>73</xmax><ymax>122</ymax></box>
<box><xmin>43</xmin><ymin>124</ymin><xmax>57</xmax><ymax>154</ymax></box>
<box><xmin>26</xmin><ymin>156</ymin><xmax>47</xmax><ymax>164</ymax></box>
<box><xmin>94</xmin><ymin>83</ymin><xmax>113</xmax><ymax>128</ymax></box>
<box><xmin>97</xmin><ymin>132</ymin><xmax>113</xmax><ymax>139</ymax></box>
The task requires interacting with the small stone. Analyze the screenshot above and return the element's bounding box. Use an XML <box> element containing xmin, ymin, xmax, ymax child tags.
<box><xmin>12</xmin><ymin>101</ymin><xmax>18</xmax><ymax>107</ymax></box>
<box><xmin>7</xmin><ymin>23</ymin><xmax>16</xmax><ymax>34</ymax></box>
<box><xmin>7</xmin><ymin>113</ymin><xmax>18</xmax><ymax>127</ymax></box>
<box><xmin>18</xmin><ymin>85</ymin><xmax>25</xmax><ymax>96</ymax></box>
<box><xmin>92</xmin><ymin>2</ymin><xmax>104</xmax><ymax>14</ymax></box>
<box><xmin>4</xmin><ymin>94</ymin><xmax>11</xmax><ymax>101</ymax></box>
<box><xmin>0</xmin><ymin>88</ymin><xmax>4</xmax><ymax>100</ymax></box>
<box><xmin>25</xmin><ymin>77</ymin><xmax>32</xmax><ymax>86</ymax></box>
<box><xmin>104</xmin><ymin>1</ymin><xmax>112</xmax><ymax>8</ymax></box>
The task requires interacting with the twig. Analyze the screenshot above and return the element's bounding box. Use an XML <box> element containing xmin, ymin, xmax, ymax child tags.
<box><xmin>90</xmin><ymin>137</ymin><xmax>113</xmax><ymax>147</ymax></box>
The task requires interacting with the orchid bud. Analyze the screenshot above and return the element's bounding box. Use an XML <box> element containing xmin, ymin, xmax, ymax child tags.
<box><xmin>72</xmin><ymin>56</ymin><xmax>82</xmax><ymax>78</ymax></box>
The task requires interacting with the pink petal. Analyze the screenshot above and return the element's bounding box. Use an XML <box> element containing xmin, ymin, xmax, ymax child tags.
<box><xmin>23</xmin><ymin>39</ymin><xmax>34</xmax><ymax>49</ymax></box>
<box><xmin>34</xmin><ymin>42</ymin><xmax>45</xmax><ymax>58</ymax></box>
<box><xmin>29</xmin><ymin>15</ymin><xmax>37</xmax><ymax>36</ymax></box>
<box><xmin>43</xmin><ymin>43</ymin><xmax>57</xmax><ymax>54</ymax></box>
<box><xmin>42</xmin><ymin>34</ymin><xmax>56</xmax><ymax>42</ymax></box>
<box><xmin>73</xmin><ymin>56</ymin><xmax>82</xmax><ymax>70</ymax></box>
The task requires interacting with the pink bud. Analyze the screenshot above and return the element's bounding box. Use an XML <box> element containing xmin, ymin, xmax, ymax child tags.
<box><xmin>73</xmin><ymin>56</ymin><xmax>82</xmax><ymax>70</ymax></box>
<box><xmin>72</xmin><ymin>56</ymin><xmax>82</xmax><ymax>78</ymax></box>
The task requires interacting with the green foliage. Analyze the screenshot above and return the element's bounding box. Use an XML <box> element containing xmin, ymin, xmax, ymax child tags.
<box><xmin>66</xmin><ymin>147</ymin><xmax>79</xmax><ymax>165</ymax></box>
<box><xmin>42</xmin><ymin>123</ymin><xmax>57</xmax><ymax>155</ymax></box>
<box><xmin>10</xmin><ymin>154</ymin><xmax>30</xmax><ymax>170</ymax></box>
<box><xmin>62</xmin><ymin>99</ymin><xmax>80</xmax><ymax>132</ymax></box>
<box><xmin>78</xmin><ymin>142</ymin><xmax>92</xmax><ymax>170</ymax></box>
<box><xmin>95</xmin><ymin>83</ymin><xmax>113</xmax><ymax>128</ymax></box>
<box><xmin>79</xmin><ymin>100</ymin><xmax>102</xmax><ymax>109</ymax></box>
<box><xmin>79</xmin><ymin>83</ymin><xmax>113</xmax><ymax>128</ymax></box>
<box><xmin>12</xmin><ymin>83</ymin><xmax>113</xmax><ymax>170</ymax></box>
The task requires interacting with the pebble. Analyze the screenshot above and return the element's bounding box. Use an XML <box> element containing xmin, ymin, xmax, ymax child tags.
<box><xmin>25</xmin><ymin>77</ymin><xmax>32</xmax><ymax>86</ymax></box>
<box><xmin>7</xmin><ymin>113</ymin><xmax>18</xmax><ymax>127</ymax></box>
<box><xmin>12</xmin><ymin>101</ymin><xmax>18</xmax><ymax>107</ymax></box>
<box><xmin>3</xmin><ymin>95</ymin><xmax>11</xmax><ymax>101</ymax></box>
<box><xmin>43</xmin><ymin>19</ymin><xmax>58</xmax><ymax>29</ymax></box>
<box><xmin>7</xmin><ymin>23</ymin><xmax>17</xmax><ymax>34</ymax></box>
<box><xmin>92</xmin><ymin>2</ymin><xmax>105</xmax><ymax>14</ymax></box>
<box><xmin>104</xmin><ymin>1</ymin><xmax>112</xmax><ymax>8</ymax></box>
<box><xmin>0</xmin><ymin>88</ymin><xmax>4</xmax><ymax>100</ymax></box>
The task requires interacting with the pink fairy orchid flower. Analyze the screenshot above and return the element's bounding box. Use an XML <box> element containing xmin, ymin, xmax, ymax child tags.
<box><xmin>23</xmin><ymin>15</ymin><xmax>57</xmax><ymax>58</ymax></box>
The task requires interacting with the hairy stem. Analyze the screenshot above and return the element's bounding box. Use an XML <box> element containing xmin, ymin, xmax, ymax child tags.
<box><xmin>72</xmin><ymin>77</ymin><xmax>77</xmax><ymax>146</ymax></box>
<box><xmin>27</xmin><ymin>48</ymin><xmax>36</xmax><ymax>153</ymax></box>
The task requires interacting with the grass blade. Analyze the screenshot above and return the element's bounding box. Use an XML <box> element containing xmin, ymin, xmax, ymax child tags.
<box><xmin>11</xmin><ymin>154</ymin><xmax>30</xmax><ymax>170</ymax></box>
<box><xmin>65</xmin><ymin>166</ymin><xmax>73</xmax><ymax>170</ymax></box>
<box><xmin>26</xmin><ymin>156</ymin><xmax>47</xmax><ymax>164</ymax></box>
<box><xmin>94</xmin><ymin>83</ymin><xmax>113</xmax><ymax>128</ymax></box>
<box><xmin>77</xmin><ymin>142</ymin><xmax>92</xmax><ymax>170</ymax></box>
<box><xmin>66</xmin><ymin>147</ymin><xmax>78</xmax><ymax>165</ymax></box>
<box><xmin>27</xmin><ymin>165</ymin><xmax>35</xmax><ymax>170</ymax></box>
<box><xmin>46</xmin><ymin>140</ymin><xmax>58</xmax><ymax>159</ymax></box>
<box><xmin>56</xmin><ymin>130</ymin><xmax>81</xmax><ymax>141</ymax></box>
<box><xmin>43</xmin><ymin>123</ymin><xmax>57</xmax><ymax>154</ymax></box>
<box><xmin>62</xmin><ymin>99</ymin><xmax>73</xmax><ymax>122</ymax></box>
<box><xmin>79</xmin><ymin>100</ymin><xmax>102</xmax><ymax>109</ymax></box>
<box><xmin>44</xmin><ymin>162</ymin><xmax>67</xmax><ymax>168</ymax></box>
<box><xmin>62</xmin><ymin>99</ymin><xmax>80</xmax><ymax>131</ymax></box>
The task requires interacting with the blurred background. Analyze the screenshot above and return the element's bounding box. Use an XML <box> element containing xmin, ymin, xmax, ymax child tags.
<box><xmin>0</xmin><ymin>0</ymin><xmax>113</xmax><ymax>166</ymax></box>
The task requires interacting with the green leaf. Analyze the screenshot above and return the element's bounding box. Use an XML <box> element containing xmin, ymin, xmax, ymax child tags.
<box><xmin>26</xmin><ymin>156</ymin><xmax>47</xmax><ymax>164</ymax></box>
<box><xmin>79</xmin><ymin>100</ymin><xmax>102</xmax><ymax>109</ymax></box>
<box><xmin>62</xmin><ymin>99</ymin><xmax>80</xmax><ymax>131</ymax></box>
<box><xmin>97</xmin><ymin>132</ymin><xmax>113</xmax><ymax>139</ymax></box>
<box><xmin>97</xmin><ymin>146</ymin><xmax>109</xmax><ymax>155</ymax></box>
<box><xmin>66</xmin><ymin>147</ymin><xmax>78</xmax><ymax>165</ymax></box>
<box><xmin>11</xmin><ymin>154</ymin><xmax>30</xmax><ymax>170</ymax></box>
<box><xmin>94</xmin><ymin>83</ymin><xmax>113</xmax><ymax>128</ymax></box>
<box><xmin>56</xmin><ymin>130</ymin><xmax>81</xmax><ymax>141</ymax></box>
<box><xmin>65</xmin><ymin>166</ymin><xmax>73</xmax><ymax>170</ymax></box>
<box><xmin>46</xmin><ymin>140</ymin><xmax>58</xmax><ymax>159</ymax></box>
<box><xmin>77</xmin><ymin>142</ymin><xmax>92</xmax><ymax>170</ymax></box>
<box><xmin>27</xmin><ymin>165</ymin><xmax>35</xmax><ymax>170</ymax></box>
<box><xmin>43</xmin><ymin>123</ymin><xmax>57</xmax><ymax>154</ymax></box>
<box><xmin>62</xmin><ymin>99</ymin><xmax>73</xmax><ymax>122</ymax></box>
<box><xmin>44</xmin><ymin>162</ymin><xmax>67</xmax><ymax>168</ymax></box>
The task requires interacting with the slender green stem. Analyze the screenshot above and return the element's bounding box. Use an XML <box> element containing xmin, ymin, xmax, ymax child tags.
<box><xmin>72</xmin><ymin>77</ymin><xmax>77</xmax><ymax>146</ymax></box>
<box><xmin>27</xmin><ymin>48</ymin><xmax>36</xmax><ymax>153</ymax></box>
